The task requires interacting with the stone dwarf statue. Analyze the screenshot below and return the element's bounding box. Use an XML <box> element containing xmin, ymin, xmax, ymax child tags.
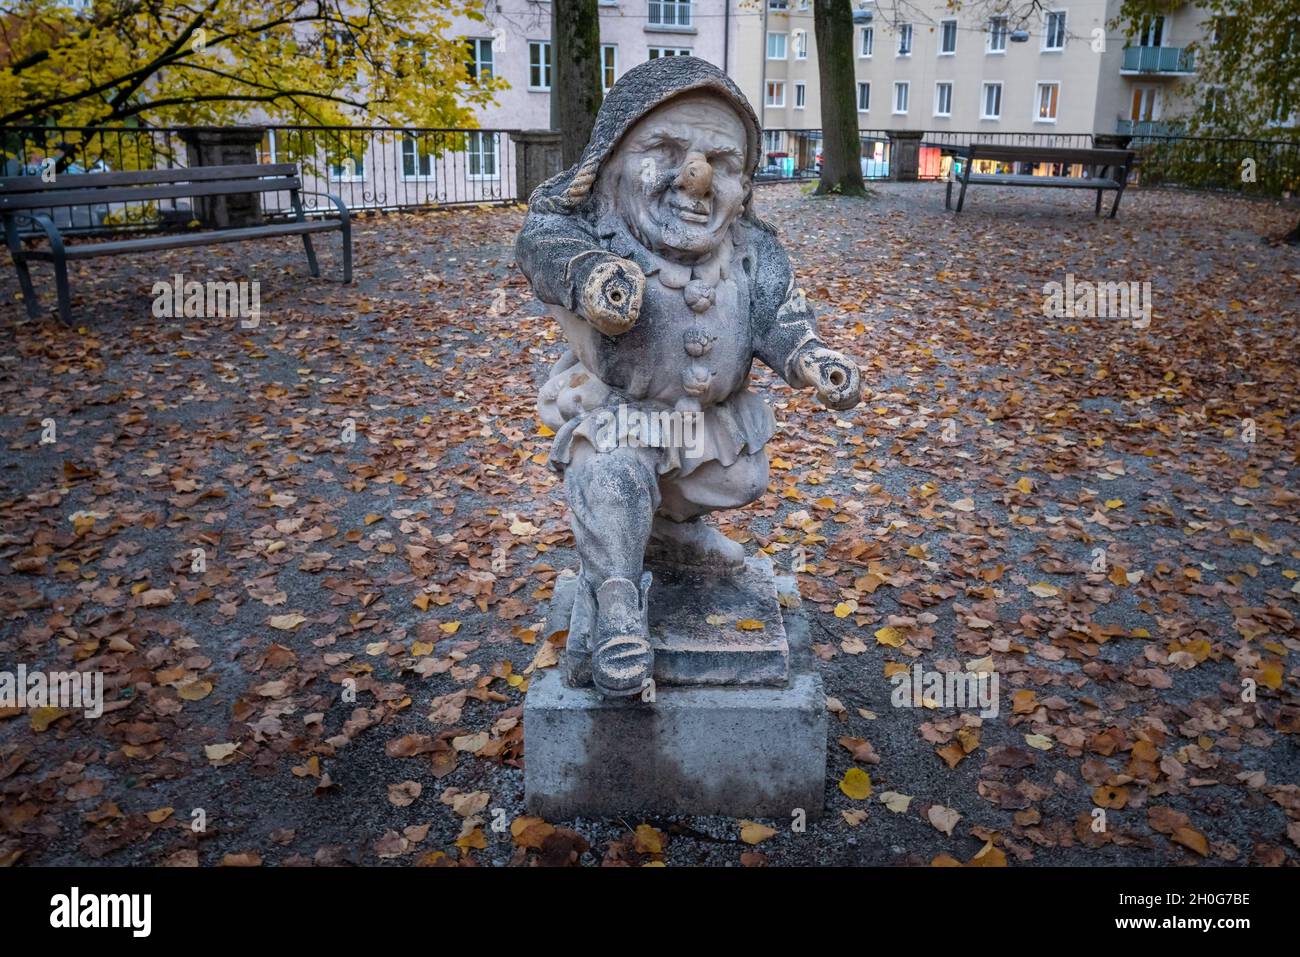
<box><xmin>516</xmin><ymin>57</ymin><xmax>862</xmax><ymax>697</ymax></box>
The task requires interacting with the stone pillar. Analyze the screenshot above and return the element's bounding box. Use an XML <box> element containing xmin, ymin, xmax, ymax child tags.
<box><xmin>513</xmin><ymin>130</ymin><xmax>565</xmax><ymax>204</ymax></box>
<box><xmin>178</xmin><ymin>126</ymin><xmax>267</xmax><ymax>227</ymax></box>
<box><xmin>887</xmin><ymin>130</ymin><xmax>925</xmax><ymax>181</ymax></box>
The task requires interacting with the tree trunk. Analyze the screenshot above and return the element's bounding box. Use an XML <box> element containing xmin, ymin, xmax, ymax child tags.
<box><xmin>1284</xmin><ymin>215</ymin><xmax>1300</xmax><ymax>245</ymax></box>
<box><xmin>551</xmin><ymin>0</ymin><xmax>604</xmax><ymax>168</ymax></box>
<box><xmin>812</xmin><ymin>0</ymin><xmax>867</xmax><ymax>196</ymax></box>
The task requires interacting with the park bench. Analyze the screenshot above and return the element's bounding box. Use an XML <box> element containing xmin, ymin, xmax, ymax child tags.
<box><xmin>1</xmin><ymin>162</ymin><xmax>351</xmax><ymax>324</ymax></box>
<box><xmin>928</xmin><ymin>143</ymin><xmax>1136</xmax><ymax>218</ymax></box>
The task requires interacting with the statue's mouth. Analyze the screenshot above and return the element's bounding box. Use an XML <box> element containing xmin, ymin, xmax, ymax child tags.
<box><xmin>668</xmin><ymin>199</ymin><xmax>710</xmax><ymax>225</ymax></box>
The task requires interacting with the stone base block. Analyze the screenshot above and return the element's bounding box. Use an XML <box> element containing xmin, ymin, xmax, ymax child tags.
<box><xmin>524</xmin><ymin>666</ymin><xmax>826</xmax><ymax>820</ymax></box>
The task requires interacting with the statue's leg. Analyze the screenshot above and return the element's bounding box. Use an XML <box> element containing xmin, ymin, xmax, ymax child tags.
<box><xmin>649</xmin><ymin>448</ymin><xmax>770</xmax><ymax>572</ymax></box>
<box><xmin>564</xmin><ymin>441</ymin><xmax>659</xmax><ymax>696</ymax></box>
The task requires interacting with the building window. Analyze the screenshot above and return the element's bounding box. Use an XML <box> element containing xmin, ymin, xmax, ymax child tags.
<box><xmin>648</xmin><ymin>46</ymin><xmax>691</xmax><ymax>58</ymax></box>
<box><xmin>401</xmin><ymin>135</ymin><xmax>432</xmax><ymax>178</ymax></box>
<box><xmin>324</xmin><ymin>29</ymin><xmax>358</xmax><ymax>69</ymax></box>
<box><xmin>467</xmin><ymin>131</ymin><xmax>498</xmax><ymax>179</ymax></box>
<box><xmin>528</xmin><ymin>41</ymin><xmax>552</xmax><ymax>90</ymax></box>
<box><xmin>857</xmin><ymin>81</ymin><xmax>870</xmax><ymax>112</ymax></box>
<box><xmin>648</xmin><ymin>0</ymin><xmax>693</xmax><ymax>28</ymax></box>
<box><xmin>940</xmin><ymin>19</ymin><xmax>957</xmax><ymax>55</ymax></box>
<box><xmin>893</xmin><ymin>81</ymin><xmax>909</xmax><ymax>114</ymax></box>
<box><xmin>934</xmin><ymin>82</ymin><xmax>952</xmax><ymax>116</ymax></box>
<box><xmin>765</xmin><ymin>80</ymin><xmax>786</xmax><ymax>107</ymax></box>
<box><xmin>898</xmin><ymin>23</ymin><xmax>912</xmax><ymax>56</ymax></box>
<box><xmin>1140</xmin><ymin>15</ymin><xmax>1165</xmax><ymax>47</ymax></box>
<box><xmin>466</xmin><ymin>38</ymin><xmax>493</xmax><ymax>80</ymax></box>
<box><xmin>768</xmin><ymin>0</ymin><xmax>789</xmax><ymax>8</ymax></box>
<box><xmin>767</xmin><ymin>32</ymin><xmax>788</xmax><ymax>59</ymax></box>
<box><xmin>1044</xmin><ymin>11</ymin><xmax>1066</xmax><ymax>50</ymax></box>
<box><xmin>793</xmin><ymin>29</ymin><xmax>808</xmax><ymax>59</ymax></box>
<box><xmin>987</xmin><ymin>17</ymin><xmax>1008</xmax><ymax>53</ymax></box>
<box><xmin>981</xmin><ymin>81</ymin><xmax>1003</xmax><ymax>119</ymax></box>
<box><xmin>860</xmin><ymin>27</ymin><xmax>874</xmax><ymax>57</ymax></box>
<box><xmin>1035</xmin><ymin>81</ymin><xmax>1060</xmax><ymax>121</ymax></box>
<box><xmin>795</xmin><ymin>81</ymin><xmax>806</xmax><ymax>109</ymax></box>
<box><xmin>601</xmin><ymin>44</ymin><xmax>619</xmax><ymax>92</ymax></box>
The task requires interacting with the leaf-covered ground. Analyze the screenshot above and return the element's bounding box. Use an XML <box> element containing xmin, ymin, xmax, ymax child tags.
<box><xmin>1</xmin><ymin>182</ymin><xmax>1297</xmax><ymax>867</ymax></box>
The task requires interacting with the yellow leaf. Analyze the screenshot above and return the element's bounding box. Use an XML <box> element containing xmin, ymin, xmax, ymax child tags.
<box><xmin>439</xmin><ymin>621</ymin><xmax>461</xmax><ymax>635</ymax></box>
<box><xmin>838</xmin><ymin>767</ymin><xmax>872</xmax><ymax>800</ymax></box>
<box><xmin>1027</xmin><ymin>582</ymin><xmax>1058</xmax><ymax>598</ymax></box>
<box><xmin>1105</xmin><ymin>498</ymin><xmax>1124</xmax><ymax>509</ymax></box>
<box><xmin>880</xmin><ymin>791</ymin><xmax>913</xmax><ymax>812</ymax></box>
<box><xmin>739</xmin><ymin>820</ymin><xmax>777</xmax><ymax>845</ymax></box>
<box><xmin>30</xmin><ymin>707</ymin><xmax>68</xmax><ymax>732</ymax></box>
<box><xmin>633</xmin><ymin>823</ymin><xmax>665</xmax><ymax>855</ymax></box>
<box><xmin>177</xmin><ymin>679</ymin><xmax>213</xmax><ymax>701</ymax></box>
<box><xmin>874</xmin><ymin>626</ymin><xmax>905</xmax><ymax>647</ymax></box>
<box><xmin>1024</xmin><ymin>733</ymin><xmax>1054</xmax><ymax>750</ymax></box>
<box><xmin>833</xmin><ymin>600</ymin><xmax>857</xmax><ymax>619</ymax></box>
<box><xmin>363</xmin><ymin>513</ymin><xmax>383</xmax><ymax>525</ymax></box>
<box><xmin>412</xmin><ymin>594</ymin><xmax>431</xmax><ymax>611</ymax></box>
<box><xmin>1014</xmin><ymin>477</ymin><xmax>1034</xmax><ymax>494</ymax></box>
<box><xmin>537</xmin><ymin>423</ymin><xmax>556</xmax><ymax>437</ymax></box>
<box><xmin>411</xmin><ymin>641</ymin><xmax>434</xmax><ymax>657</ymax></box>
<box><xmin>269</xmin><ymin>613</ymin><xmax>307</xmax><ymax>630</ymax></box>
<box><xmin>146</xmin><ymin>807</ymin><xmax>174</xmax><ymax>824</ymax></box>
<box><xmin>736</xmin><ymin>619</ymin><xmax>765</xmax><ymax>631</ymax></box>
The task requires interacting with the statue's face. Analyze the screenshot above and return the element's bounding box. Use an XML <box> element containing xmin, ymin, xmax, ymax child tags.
<box><xmin>602</xmin><ymin>93</ymin><xmax>750</xmax><ymax>262</ymax></box>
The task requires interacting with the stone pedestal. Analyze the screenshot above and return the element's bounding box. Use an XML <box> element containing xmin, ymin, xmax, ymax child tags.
<box><xmin>887</xmin><ymin>129</ymin><xmax>926</xmax><ymax>181</ymax></box>
<box><xmin>525</xmin><ymin>561</ymin><xmax>827</xmax><ymax>820</ymax></box>
<box><xmin>513</xmin><ymin>129</ymin><xmax>565</xmax><ymax>204</ymax></box>
<box><xmin>178</xmin><ymin>126</ymin><xmax>267</xmax><ymax>227</ymax></box>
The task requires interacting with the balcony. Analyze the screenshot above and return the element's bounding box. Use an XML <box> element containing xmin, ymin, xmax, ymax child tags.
<box><xmin>1116</xmin><ymin>118</ymin><xmax>1186</xmax><ymax>137</ymax></box>
<box><xmin>1121</xmin><ymin>46</ymin><xmax>1196</xmax><ymax>75</ymax></box>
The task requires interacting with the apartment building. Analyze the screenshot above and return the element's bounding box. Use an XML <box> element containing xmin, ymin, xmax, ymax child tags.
<box><xmin>750</xmin><ymin>0</ymin><xmax>1208</xmax><ymax>137</ymax></box>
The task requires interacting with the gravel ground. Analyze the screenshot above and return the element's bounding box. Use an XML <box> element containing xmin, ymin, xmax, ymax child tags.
<box><xmin>1</xmin><ymin>181</ymin><xmax>1297</xmax><ymax>867</ymax></box>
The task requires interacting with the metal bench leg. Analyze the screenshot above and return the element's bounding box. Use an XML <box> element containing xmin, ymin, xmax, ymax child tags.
<box><xmin>340</xmin><ymin>221</ymin><xmax>353</xmax><ymax>284</ymax></box>
<box><xmin>52</xmin><ymin>251</ymin><xmax>72</xmax><ymax>325</ymax></box>
<box><xmin>301</xmin><ymin>234</ymin><xmax>320</xmax><ymax>277</ymax></box>
<box><xmin>956</xmin><ymin>166</ymin><xmax>971</xmax><ymax>213</ymax></box>
<box><xmin>945</xmin><ymin>171</ymin><xmax>954</xmax><ymax>210</ymax></box>
<box><xmin>10</xmin><ymin>253</ymin><xmax>41</xmax><ymax>319</ymax></box>
<box><xmin>1108</xmin><ymin>186</ymin><xmax>1125</xmax><ymax>218</ymax></box>
<box><xmin>1095</xmin><ymin>189</ymin><xmax>1103</xmax><ymax>216</ymax></box>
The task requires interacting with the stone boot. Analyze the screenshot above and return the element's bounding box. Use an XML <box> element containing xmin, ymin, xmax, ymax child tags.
<box><xmin>646</xmin><ymin>516</ymin><xmax>745</xmax><ymax>573</ymax></box>
<box><xmin>591</xmin><ymin>577</ymin><xmax>654</xmax><ymax>697</ymax></box>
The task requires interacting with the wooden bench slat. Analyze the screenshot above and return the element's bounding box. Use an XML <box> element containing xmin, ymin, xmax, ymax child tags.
<box><xmin>0</xmin><ymin>164</ymin><xmax>297</xmax><ymax>193</ymax></box>
<box><xmin>1</xmin><ymin>176</ymin><xmax>303</xmax><ymax>211</ymax></box>
<box><xmin>23</xmin><ymin>220</ymin><xmax>345</xmax><ymax>260</ymax></box>
<box><xmin>964</xmin><ymin>174</ymin><xmax>1122</xmax><ymax>189</ymax></box>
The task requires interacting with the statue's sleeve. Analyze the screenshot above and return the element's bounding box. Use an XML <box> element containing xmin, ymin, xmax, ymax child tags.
<box><xmin>515</xmin><ymin>208</ymin><xmax>619</xmax><ymax>313</ymax></box>
<box><xmin>749</xmin><ymin>227</ymin><xmax>823</xmax><ymax>387</ymax></box>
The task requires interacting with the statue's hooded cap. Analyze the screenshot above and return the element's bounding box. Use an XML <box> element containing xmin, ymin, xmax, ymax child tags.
<box><xmin>527</xmin><ymin>56</ymin><xmax>762</xmax><ymax>218</ymax></box>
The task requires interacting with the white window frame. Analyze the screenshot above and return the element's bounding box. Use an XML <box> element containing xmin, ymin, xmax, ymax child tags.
<box><xmin>466</xmin><ymin>130</ymin><xmax>499</xmax><ymax>181</ymax></box>
<box><xmin>793</xmin><ymin>29</ymin><xmax>808</xmax><ymax>59</ymax></box>
<box><xmin>400</xmin><ymin>134</ymin><xmax>433</xmax><ymax>180</ymax></box>
<box><xmin>767</xmin><ymin>31</ymin><xmax>788</xmax><ymax>60</ymax></box>
<box><xmin>893</xmin><ymin>81</ymin><xmax>909</xmax><ymax>114</ymax></box>
<box><xmin>860</xmin><ymin>26</ymin><xmax>874</xmax><ymax>58</ymax></box>
<box><xmin>898</xmin><ymin>23</ymin><xmax>913</xmax><ymax>56</ymax></box>
<box><xmin>765</xmin><ymin>80</ymin><xmax>786</xmax><ymax>107</ymax></box>
<box><xmin>1043</xmin><ymin>10</ymin><xmax>1067</xmax><ymax>51</ymax></box>
<box><xmin>795</xmin><ymin>81</ymin><xmax>807</xmax><ymax>109</ymax></box>
<box><xmin>466</xmin><ymin>37</ymin><xmax>493</xmax><ymax>80</ymax></box>
<box><xmin>648</xmin><ymin>0</ymin><xmax>693</xmax><ymax>28</ymax></box>
<box><xmin>528</xmin><ymin>41</ymin><xmax>552</xmax><ymax>91</ymax></box>
<box><xmin>987</xmin><ymin>16</ymin><xmax>1008</xmax><ymax>53</ymax></box>
<box><xmin>981</xmin><ymin>81</ymin><xmax>1003</xmax><ymax>119</ymax></box>
<box><xmin>601</xmin><ymin>44</ymin><xmax>619</xmax><ymax>92</ymax></box>
<box><xmin>857</xmin><ymin>81</ymin><xmax>870</xmax><ymax>112</ymax></box>
<box><xmin>939</xmin><ymin>19</ymin><xmax>957</xmax><ymax>55</ymax></box>
<box><xmin>648</xmin><ymin>46</ymin><xmax>692</xmax><ymax>58</ymax></box>
<box><xmin>1034</xmin><ymin>80</ymin><xmax>1060</xmax><ymax>123</ymax></box>
<box><xmin>934</xmin><ymin>82</ymin><xmax>952</xmax><ymax>117</ymax></box>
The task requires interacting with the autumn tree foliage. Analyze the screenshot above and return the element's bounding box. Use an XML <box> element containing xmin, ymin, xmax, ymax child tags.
<box><xmin>0</xmin><ymin>0</ymin><xmax>504</xmax><ymax>128</ymax></box>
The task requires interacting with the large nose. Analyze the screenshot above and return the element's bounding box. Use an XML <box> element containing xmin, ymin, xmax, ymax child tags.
<box><xmin>674</xmin><ymin>152</ymin><xmax>713</xmax><ymax>199</ymax></box>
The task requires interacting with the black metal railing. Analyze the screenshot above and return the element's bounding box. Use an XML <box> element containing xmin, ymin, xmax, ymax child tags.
<box><xmin>0</xmin><ymin>124</ymin><xmax>521</xmax><ymax>234</ymax></box>
<box><xmin>757</xmin><ymin>128</ymin><xmax>894</xmax><ymax>182</ymax></box>
<box><xmin>1128</xmin><ymin>134</ymin><xmax>1300</xmax><ymax>196</ymax></box>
